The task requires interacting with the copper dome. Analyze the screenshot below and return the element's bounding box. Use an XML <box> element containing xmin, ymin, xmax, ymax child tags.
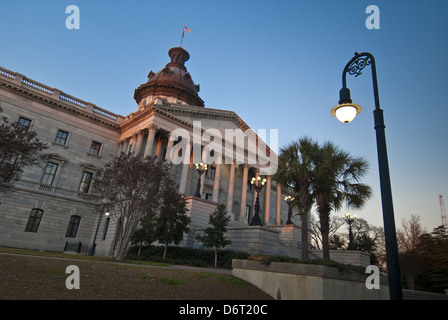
<box><xmin>134</xmin><ymin>47</ymin><xmax>204</xmax><ymax>107</ymax></box>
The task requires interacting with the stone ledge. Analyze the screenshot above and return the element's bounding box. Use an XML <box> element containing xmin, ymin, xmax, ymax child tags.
<box><xmin>232</xmin><ymin>259</ymin><xmax>390</xmax><ymax>300</ymax></box>
<box><xmin>232</xmin><ymin>259</ymin><xmax>388</xmax><ymax>284</ymax></box>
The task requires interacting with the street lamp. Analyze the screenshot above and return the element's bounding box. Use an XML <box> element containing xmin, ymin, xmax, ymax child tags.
<box><xmin>285</xmin><ymin>195</ymin><xmax>295</xmax><ymax>225</ymax></box>
<box><xmin>249</xmin><ymin>176</ymin><xmax>266</xmax><ymax>226</ymax></box>
<box><xmin>194</xmin><ymin>162</ymin><xmax>207</xmax><ymax>198</ymax></box>
<box><xmin>89</xmin><ymin>210</ymin><xmax>110</xmax><ymax>256</ymax></box>
<box><xmin>342</xmin><ymin>213</ymin><xmax>357</xmax><ymax>250</ymax></box>
<box><xmin>331</xmin><ymin>52</ymin><xmax>403</xmax><ymax>300</ymax></box>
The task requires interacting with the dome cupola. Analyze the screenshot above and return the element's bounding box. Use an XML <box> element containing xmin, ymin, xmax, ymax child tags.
<box><xmin>134</xmin><ymin>47</ymin><xmax>204</xmax><ymax>107</ymax></box>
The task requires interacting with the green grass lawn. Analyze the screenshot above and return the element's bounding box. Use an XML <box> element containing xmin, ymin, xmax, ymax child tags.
<box><xmin>0</xmin><ymin>248</ymin><xmax>273</xmax><ymax>300</ymax></box>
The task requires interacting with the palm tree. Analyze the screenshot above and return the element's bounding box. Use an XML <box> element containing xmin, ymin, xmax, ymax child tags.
<box><xmin>313</xmin><ymin>141</ymin><xmax>372</xmax><ymax>261</ymax></box>
<box><xmin>274</xmin><ymin>137</ymin><xmax>320</xmax><ymax>261</ymax></box>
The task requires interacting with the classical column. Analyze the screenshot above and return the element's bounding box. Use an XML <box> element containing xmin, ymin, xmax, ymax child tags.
<box><xmin>117</xmin><ymin>140</ymin><xmax>124</xmax><ymax>156</ymax></box>
<box><xmin>276</xmin><ymin>183</ymin><xmax>282</xmax><ymax>225</ymax></box>
<box><xmin>265</xmin><ymin>176</ymin><xmax>271</xmax><ymax>225</ymax></box>
<box><xmin>212</xmin><ymin>158</ymin><xmax>221</xmax><ymax>203</ymax></box>
<box><xmin>226</xmin><ymin>160</ymin><xmax>235</xmax><ymax>212</ymax></box>
<box><xmin>155</xmin><ymin>136</ymin><xmax>163</xmax><ymax>161</ymax></box>
<box><xmin>143</xmin><ymin>125</ymin><xmax>157</xmax><ymax>157</ymax></box>
<box><xmin>178</xmin><ymin>145</ymin><xmax>191</xmax><ymax>195</ymax></box>
<box><xmin>239</xmin><ymin>164</ymin><xmax>249</xmax><ymax>222</ymax></box>
<box><xmin>125</xmin><ymin>137</ymin><xmax>132</xmax><ymax>154</ymax></box>
<box><xmin>185</xmin><ymin>151</ymin><xmax>194</xmax><ymax>196</ymax></box>
<box><xmin>135</xmin><ymin>130</ymin><xmax>144</xmax><ymax>155</ymax></box>
<box><xmin>165</xmin><ymin>132</ymin><xmax>176</xmax><ymax>162</ymax></box>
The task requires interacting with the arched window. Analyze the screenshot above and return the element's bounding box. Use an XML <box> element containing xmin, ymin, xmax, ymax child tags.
<box><xmin>25</xmin><ymin>208</ymin><xmax>44</xmax><ymax>233</ymax></box>
<box><xmin>65</xmin><ymin>215</ymin><xmax>81</xmax><ymax>238</ymax></box>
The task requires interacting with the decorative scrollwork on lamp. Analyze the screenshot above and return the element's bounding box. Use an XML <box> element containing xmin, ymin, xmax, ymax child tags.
<box><xmin>347</xmin><ymin>53</ymin><xmax>372</xmax><ymax>77</ymax></box>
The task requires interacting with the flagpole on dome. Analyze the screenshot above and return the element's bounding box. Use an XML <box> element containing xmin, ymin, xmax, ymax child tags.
<box><xmin>180</xmin><ymin>24</ymin><xmax>190</xmax><ymax>47</ymax></box>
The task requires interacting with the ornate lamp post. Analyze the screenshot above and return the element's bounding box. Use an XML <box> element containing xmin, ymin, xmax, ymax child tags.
<box><xmin>331</xmin><ymin>52</ymin><xmax>403</xmax><ymax>300</ymax></box>
<box><xmin>285</xmin><ymin>195</ymin><xmax>295</xmax><ymax>225</ymax></box>
<box><xmin>342</xmin><ymin>213</ymin><xmax>357</xmax><ymax>250</ymax></box>
<box><xmin>249</xmin><ymin>176</ymin><xmax>266</xmax><ymax>226</ymax></box>
<box><xmin>194</xmin><ymin>162</ymin><xmax>207</xmax><ymax>197</ymax></box>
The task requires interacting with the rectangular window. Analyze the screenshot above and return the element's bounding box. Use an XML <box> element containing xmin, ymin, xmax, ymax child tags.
<box><xmin>41</xmin><ymin>162</ymin><xmax>58</xmax><ymax>185</ymax></box>
<box><xmin>17</xmin><ymin>117</ymin><xmax>31</xmax><ymax>130</ymax></box>
<box><xmin>78</xmin><ymin>171</ymin><xmax>93</xmax><ymax>193</ymax></box>
<box><xmin>205</xmin><ymin>193</ymin><xmax>213</xmax><ymax>200</ymax></box>
<box><xmin>208</xmin><ymin>166</ymin><xmax>216</xmax><ymax>179</ymax></box>
<box><xmin>66</xmin><ymin>215</ymin><xmax>81</xmax><ymax>238</ymax></box>
<box><xmin>25</xmin><ymin>209</ymin><xmax>44</xmax><ymax>233</ymax></box>
<box><xmin>89</xmin><ymin>141</ymin><xmax>102</xmax><ymax>155</ymax></box>
<box><xmin>55</xmin><ymin>130</ymin><xmax>69</xmax><ymax>145</ymax></box>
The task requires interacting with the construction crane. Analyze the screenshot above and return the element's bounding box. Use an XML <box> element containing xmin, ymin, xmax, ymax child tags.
<box><xmin>439</xmin><ymin>194</ymin><xmax>447</xmax><ymax>227</ymax></box>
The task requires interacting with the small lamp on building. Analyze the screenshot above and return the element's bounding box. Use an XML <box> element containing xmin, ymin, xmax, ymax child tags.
<box><xmin>343</xmin><ymin>213</ymin><xmax>357</xmax><ymax>250</ymax></box>
<box><xmin>249</xmin><ymin>176</ymin><xmax>266</xmax><ymax>226</ymax></box>
<box><xmin>285</xmin><ymin>195</ymin><xmax>295</xmax><ymax>225</ymax></box>
<box><xmin>194</xmin><ymin>163</ymin><xmax>207</xmax><ymax>198</ymax></box>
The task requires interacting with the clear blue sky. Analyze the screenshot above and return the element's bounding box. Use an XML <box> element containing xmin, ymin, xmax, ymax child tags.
<box><xmin>1</xmin><ymin>0</ymin><xmax>447</xmax><ymax>232</ymax></box>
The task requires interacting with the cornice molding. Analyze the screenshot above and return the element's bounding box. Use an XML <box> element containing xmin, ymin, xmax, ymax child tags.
<box><xmin>0</xmin><ymin>78</ymin><xmax>122</xmax><ymax>131</ymax></box>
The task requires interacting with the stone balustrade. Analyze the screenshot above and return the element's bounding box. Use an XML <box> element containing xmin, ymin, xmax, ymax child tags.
<box><xmin>0</xmin><ymin>65</ymin><xmax>123</xmax><ymax>124</ymax></box>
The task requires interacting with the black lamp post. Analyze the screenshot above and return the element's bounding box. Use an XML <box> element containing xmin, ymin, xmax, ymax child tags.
<box><xmin>331</xmin><ymin>52</ymin><xmax>403</xmax><ymax>300</ymax></box>
<box><xmin>285</xmin><ymin>195</ymin><xmax>295</xmax><ymax>225</ymax></box>
<box><xmin>249</xmin><ymin>176</ymin><xmax>266</xmax><ymax>226</ymax></box>
<box><xmin>89</xmin><ymin>209</ymin><xmax>110</xmax><ymax>256</ymax></box>
<box><xmin>194</xmin><ymin>162</ymin><xmax>207</xmax><ymax>197</ymax></box>
<box><xmin>342</xmin><ymin>213</ymin><xmax>357</xmax><ymax>250</ymax></box>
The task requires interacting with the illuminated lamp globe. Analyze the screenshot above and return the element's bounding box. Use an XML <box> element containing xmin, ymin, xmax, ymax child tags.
<box><xmin>331</xmin><ymin>103</ymin><xmax>362</xmax><ymax>123</ymax></box>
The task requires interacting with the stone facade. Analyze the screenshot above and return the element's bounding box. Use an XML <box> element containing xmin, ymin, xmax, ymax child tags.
<box><xmin>0</xmin><ymin>47</ymin><xmax>308</xmax><ymax>257</ymax></box>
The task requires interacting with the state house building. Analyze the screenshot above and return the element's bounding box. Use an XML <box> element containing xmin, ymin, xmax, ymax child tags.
<box><xmin>0</xmin><ymin>47</ymin><xmax>307</xmax><ymax>257</ymax></box>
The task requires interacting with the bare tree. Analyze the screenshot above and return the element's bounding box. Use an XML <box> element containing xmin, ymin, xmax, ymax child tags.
<box><xmin>92</xmin><ymin>153</ymin><xmax>171</xmax><ymax>260</ymax></box>
<box><xmin>397</xmin><ymin>215</ymin><xmax>427</xmax><ymax>289</ymax></box>
<box><xmin>310</xmin><ymin>213</ymin><xmax>345</xmax><ymax>250</ymax></box>
<box><xmin>0</xmin><ymin>107</ymin><xmax>48</xmax><ymax>193</ymax></box>
<box><xmin>397</xmin><ymin>215</ymin><xmax>426</xmax><ymax>253</ymax></box>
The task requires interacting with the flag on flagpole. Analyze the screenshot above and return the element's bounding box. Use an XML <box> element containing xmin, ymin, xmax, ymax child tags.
<box><xmin>180</xmin><ymin>25</ymin><xmax>191</xmax><ymax>47</ymax></box>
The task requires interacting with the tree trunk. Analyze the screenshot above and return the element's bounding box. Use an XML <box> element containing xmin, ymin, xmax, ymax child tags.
<box><xmin>214</xmin><ymin>247</ymin><xmax>218</xmax><ymax>268</ymax></box>
<box><xmin>322</xmin><ymin>230</ymin><xmax>330</xmax><ymax>260</ymax></box>
<box><xmin>407</xmin><ymin>272</ymin><xmax>415</xmax><ymax>290</ymax></box>
<box><xmin>163</xmin><ymin>242</ymin><xmax>168</xmax><ymax>259</ymax></box>
<box><xmin>300</xmin><ymin>209</ymin><xmax>309</xmax><ymax>261</ymax></box>
<box><xmin>320</xmin><ymin>212</ymin><xmax>331</xmax><ymax>260</ymax></box>
<box><xmin>138</xmin><ymin>243</ymin><xmax>142</xmax><ymax>256</ymax></box>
